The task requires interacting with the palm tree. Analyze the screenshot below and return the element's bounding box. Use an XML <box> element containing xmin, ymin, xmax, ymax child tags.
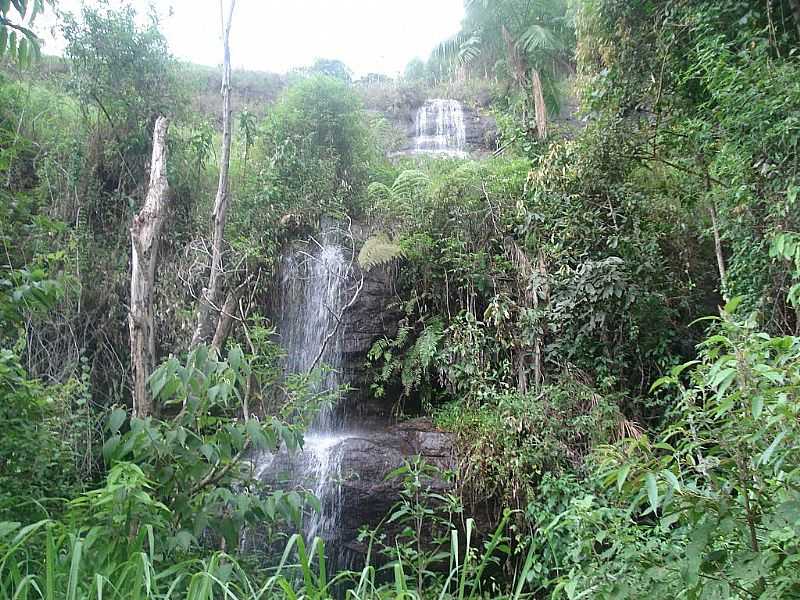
<box><xmin>438</xmin><ymin>0</ymin><xmax>574</xmax><ymax>139</ymax></box>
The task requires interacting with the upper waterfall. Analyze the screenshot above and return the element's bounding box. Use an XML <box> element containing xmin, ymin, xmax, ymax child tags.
<box><xmin>413</xmin><ymin>99</ymin><xmax>468</xmax><ymax>157</ymax></box>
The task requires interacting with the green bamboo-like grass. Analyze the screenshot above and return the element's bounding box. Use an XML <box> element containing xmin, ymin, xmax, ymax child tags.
<box><xmin>1</xmin><ymin>518</ymin><xmax>534</xmax><ymax>599</ymax></box>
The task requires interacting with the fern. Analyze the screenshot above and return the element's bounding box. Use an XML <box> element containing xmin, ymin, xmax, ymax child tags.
<box><xmin>358</xmin><ymin>234</ymin><xmax>405</xmax><ymax>271</ymax></box>
<box><xmin>391</xmin><ymin>170</ymin><xmax>431</xmax><ymax>201</ymax></box>
<box><xmin>367</xmin><ymin>182</ymin><xmax>392</xmax><ymax>204</ymax></box>
<box><xmin>400</xmin><ymin>321</ymin><xmax>444</xmax><ymax>396</ymax></box>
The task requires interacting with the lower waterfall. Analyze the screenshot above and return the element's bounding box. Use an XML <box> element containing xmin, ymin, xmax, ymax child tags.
<box><xmin>253</xmin><ymin>224</ymin><xmax>355</xmax><ymax>563</ymax></box>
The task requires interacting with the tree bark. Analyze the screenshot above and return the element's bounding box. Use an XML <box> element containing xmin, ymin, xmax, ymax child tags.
<box><xmin>210</xmin><ymin>279</ymin><xmax>248</xmax><ymax>353</ymax></box>
<box><xmin>709</xmin><ymin>202</ymin><xmax>727</xmax><ymax>296</ymax></box>
<box><xmin>531</xmin><ymin>68</ymin><xmax>548</xmax><ymax>140</ymax></box>
<box><xmin>129</xmin><ymin>116</ymin><xmax>170</xmax><ymax>418</ymax></box>
<box><xmin>191</xmin><ymin>0</ymin><xmax>237</xmax><ymax>348</ymax></box>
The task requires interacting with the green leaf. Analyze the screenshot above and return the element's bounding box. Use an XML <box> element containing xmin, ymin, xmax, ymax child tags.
<box><xmin>616</xmin><ymin>464</ymin><xmax>632</xmax><ymax>492</ymax></box>
<box><xmin>723</xmin><ymin>296</ymin><xmax>743</xmax><ymax>315</ymax></box>
<box><xmin>0</xmin><ymin>521</ymin><xmax>21</xmax><ymax>538</ymax></box>
<box><xmin>760</xmin><ymin>431</ymin><xmax>786</xmax><ymax>465</ymax></box>
<box><xmin>751</xmin><ymin>395</ymin><xmax>764</xmax><ymax>420</ymax></box>
<box><xmin>645</xmin><ymin>472</ymin><xmax>659</xmax><ymax>515</ymax></box>
<box><xmin>17</xmin><ymin>35</ymin><xmax>27</xmax><ymax>65</ymax></box>
<box><xmin>102</xmin><ymin>435</ymin><xmax>121</xmax><ymax>461</ymax></box>
<box><xmin>661</xmin><ymin>469</ymin><xmax>680</xmax><ymax>491</ymax></box>
<box><xmin>107</xmin><ymin>407</ymin><xmax>127</xmax><ymax>433</ymax></box>
<box><xmin>8</xmin><ymin>31</ymin><xmax>17</xmax><ymax>61</ymax></box>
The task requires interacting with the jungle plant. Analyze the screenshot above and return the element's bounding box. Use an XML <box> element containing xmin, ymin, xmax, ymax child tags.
<box><xmin>0</xmin><ymin>0</ymin><xmax>48</xmax><ymax>65</ymax></box>
<box><xmin>545</xmin><ymin>300</ymin><xmax>800</xmax><ymax>598</ymax></box>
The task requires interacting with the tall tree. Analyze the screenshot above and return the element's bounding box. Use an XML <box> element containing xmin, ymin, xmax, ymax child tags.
<box><xmin>129</xmin><ymin>116</ymin><xmax>169</xmax><ymax>418</ymax></box>
<box><xmin>439</xmin><ymin>0</ymin><xmax>573</xmax><ymax>139</ymax></box>
<box><xmin>191</xmin><ymin>0</ymin><xmax>236</xmax><ymax>349</ymax></box>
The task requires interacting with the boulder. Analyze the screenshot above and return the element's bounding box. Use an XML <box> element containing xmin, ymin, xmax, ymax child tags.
<box><xmin>252</xmin><ymin>419</ymin><xmax>456</xmax><ymax>567</ymax></box>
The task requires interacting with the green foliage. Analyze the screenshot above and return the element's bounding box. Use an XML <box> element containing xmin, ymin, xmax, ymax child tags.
<box><xmin>62</xmin><ymin>2</ymin><xmax>178</xmax><ymax>209</ymax></box>
<box><xmin>436</xmin><ymin>380</ymin><xmax>624</xmax><ymax>512</ymax></box>
<box><xmin>0</xmin><ymin>0</ymin><xmax>46</xmax><ymax>66</ymax></box>
<box><xmin>357</xmin><ymin>234</ymin><xmax>404</xmax><ymax>272</ymax></box>
<box><xmin>100</xmin><ymin>345</ymin><xmax>331</xmax><ymax>549</ymax></box>
<box><xmin>0</xmin><ymin>346</ymin><xmax>82</xmax><ymax>523</ymax></box>
<box><xmin>534</xmin><ymin>306</ymin><xmax>800</xmax><ymax>598</ymax></box>
<box><xmin>303</xmin><ymin>58</ymin><xmax>353</xmax><ymax>83</ymax></box>
<box><xmin>577</xmin><ymin>0</ymin><xmax>800</xmax><ymax>331</ymax></box>
<box><xmin>354</xmin><ymin>458</ymin><xmax>531</xmax><ymax>599</ymax></box>
<box><xmin>258</xmin><ymin>75</ymin><xmax>374</xmax><ymax>220</ymax></box>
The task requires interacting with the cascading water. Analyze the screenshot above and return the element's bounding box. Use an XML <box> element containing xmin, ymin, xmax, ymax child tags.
<box><xmin>413</xmin><ymin>98</ymin><xmax>468</xmax><ymax>157</ymax></box>
<box><xmin>262</xmin><ymin>226</ymin><xmax>353</xmax><ymax>554</ymax></box>
<box><xmin>276</xmin><ymin>235</ymin><xmax>347</xmax><ymax>430</ymax></box>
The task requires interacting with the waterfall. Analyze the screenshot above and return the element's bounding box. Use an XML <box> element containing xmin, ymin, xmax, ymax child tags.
<box><xmin>413</xmin><ymin>98</ymin><xmax>468</xmax><ymax>157</ymax></box>
<box><xmin>276</xmin><ymin>230</ymin><xmax>347</xmax><ymax>430</ymax></box>
<box><xmin>261</xmin><ymin>225</ymin><xmax>353</xmax><ymax>555</ymax></box>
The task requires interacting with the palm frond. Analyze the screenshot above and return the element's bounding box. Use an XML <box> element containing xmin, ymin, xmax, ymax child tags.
<box><xmin>518</xmin><ymin>23</ymin><xmax>563</xmax><ymax>54</ymax></box>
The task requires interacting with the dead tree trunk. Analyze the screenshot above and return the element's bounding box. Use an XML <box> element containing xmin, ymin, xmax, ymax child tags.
<box><xmin>709</xmin><ymin>201</ymin><xmax>727</xmax><ymax>296</ymax></box>
<box><xmin>191</xmin><ymin>0</ymin><xmax>237</xmax><ymax>349</ymax></box>
<box><xmin>531</xmin><ymin>69</ymin><xmax>548</xmax><ymax>140</ymax></box>
<box><xmin>129</xmin><ymin>116</ymin><xmax>170</xmax><ymax>418</ymax></box>
<box><xmin>210</xmin><ymin>278</ymin><xmax>249</xmax><ymax>353</ymax></box>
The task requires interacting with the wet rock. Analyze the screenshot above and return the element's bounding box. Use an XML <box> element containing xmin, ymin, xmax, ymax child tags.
<box><xmin>253</xmin><ymin>419</ymin><xmax>456</xmax><ymax>563</ymax></box>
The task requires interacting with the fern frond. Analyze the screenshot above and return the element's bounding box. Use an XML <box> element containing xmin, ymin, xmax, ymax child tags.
<box><xmin>414</xmin><ymin>322</ymin><xmax>444</xmax><ymax>371</ymax></box>
<box><xmin>391</xmin><ymin>170</ymin><xmax>431</xmax><ymax>202</ymax></box>
<box><xmin>367</xmin><ymin>182</ymin><xmax>392</xmax><ymax>204</ymax></box>
<box><xmin>358</xmin><ymin>234</ymin><xmax>405</xmax><ymax>271</ymax></box>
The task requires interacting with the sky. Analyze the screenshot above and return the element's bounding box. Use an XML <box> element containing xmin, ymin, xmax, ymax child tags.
<box><xmin>40</xmin><ymin>0</ymin><xmax>465</xmax><ymax>77</ymax></box>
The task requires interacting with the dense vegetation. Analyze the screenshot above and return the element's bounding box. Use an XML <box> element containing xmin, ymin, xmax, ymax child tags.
<box><xmin>2</xmin><ymin>0</ymin><xmax>800</xmax><ymax>598</ymax></box>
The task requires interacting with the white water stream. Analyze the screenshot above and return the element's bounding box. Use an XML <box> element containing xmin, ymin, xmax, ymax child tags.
<box><xmin>267</xmin><ymin>226</ymin><xmax>353</xmax><ymax>550</ymax></box>
<box><xmin>412</xmin><ymin>98</ymin><xmax>468</xmax><ymax>157</ymax></box>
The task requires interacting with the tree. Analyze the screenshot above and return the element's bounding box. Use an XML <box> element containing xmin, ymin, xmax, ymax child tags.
<box><xmin>438</xmin><ymin>0</ymin><xmax>574</xmax><ymax>139</ymax></box>
<box><xmin>307</xmin><ymin>58</ymin><xmax>353</xmax><ymax>83</ymax></box>
<box><xmin>62</xmin><ymin>2</ymin><xmax>176</xmax><ymax>197</ymax></box>
<box><xmin>191</xmin><ymin>0</ymin><xmax>236</xmax><ymax>349</ymax></box>
<box><xmin>403</xmin><ymin>58</ymin><xmax>428</xmax><ymax>82</ymax></box>
<box><xmin>129</xmin><ymin>116</ymin><xmax>169</xmax><ymax>418</ymax></box>
<box><xmin>261</xmin><ymin>75</ymin><xmax>371</xmax><ymax>219</ymax></box>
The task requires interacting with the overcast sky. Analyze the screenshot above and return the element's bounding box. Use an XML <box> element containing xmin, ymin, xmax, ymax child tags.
<box><xmin>40</xmin><ymin>0</ymin><xmax>464</xmax><ymax>76</ymax></box>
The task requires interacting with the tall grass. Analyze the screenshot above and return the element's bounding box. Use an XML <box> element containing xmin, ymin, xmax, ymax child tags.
<box><xmin>0</xmin><ymin>519</ymin><xmax>535</xmax><ymax>599</ymax></box>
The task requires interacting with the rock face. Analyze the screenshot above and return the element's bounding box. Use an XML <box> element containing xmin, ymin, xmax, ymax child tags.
<box><xmin>340</xmin><ymin>262</ymin><xmax>400</xmax><ymax>419</ymax></box>
<box><xmin>337</xmin><ymin>419</ymin><xmax>455</xmax><ymax>545</ymax></box>
<box><xmin>254</xmin><ymin>419</ymin><xmax>455</xmax><ymax>566</ymax></box>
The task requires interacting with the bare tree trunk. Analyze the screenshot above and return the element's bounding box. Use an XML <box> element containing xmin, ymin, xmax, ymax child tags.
<box><xmin>129</xmin><ymin>116</ymin><xmax>170</xmax><ymax>418</ymax></box>
<box><xmin>709</xmin><ymin>202</ymin><xmax>727</xmax><ymax>295</ymax></box>
<box><xmin>531</xmin><ymin>69</ymin><xmax>548</xmax><ymax>140</ymax></box>
<box><xmin>210</xmin><ymin>279</ymin><xmax>248</xmax><ymax>353</ymax></box>
<box><xmin>191</xmin><ymin>0</ymin><xmax>237</xmax><ymax>349</ymax></box>
<box><xmin>535</xmin><ymin>250</ymin><xmax>550</xmax><ymax>389</ymax></box>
